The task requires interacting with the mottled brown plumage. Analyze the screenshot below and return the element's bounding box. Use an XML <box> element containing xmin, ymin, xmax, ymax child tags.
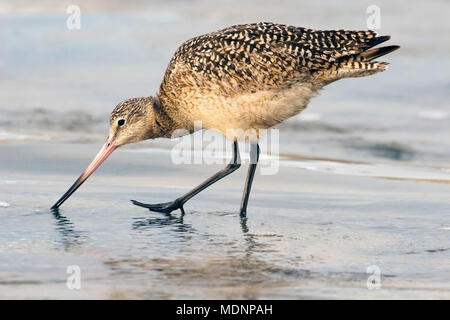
<box><xmin>150</xmin><ymin>22</ymin><xmax>398</xmax><ymax>138</ymax></box>
<box><xmin>161</xmin><ymin>22</ymin><xmax>392</xmax><ymax>93</ymax></box>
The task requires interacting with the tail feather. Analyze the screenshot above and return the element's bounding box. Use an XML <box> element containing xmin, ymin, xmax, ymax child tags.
<box><xmin>360</xmin><ymin>45</ymin><xmax>401</xmax><ymax>61</ymax></box>
<box><xmin>313</xmin><ymin>32</ymin><xmax>399</xmax><ymax>84</ymax></box>
<box><xmin>365</xmin><ymin>35</ymin><xmax>391</xmax><ymax>49</ymax></box>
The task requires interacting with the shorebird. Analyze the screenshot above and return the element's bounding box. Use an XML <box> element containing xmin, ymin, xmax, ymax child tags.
<box><xmin>51</xmin><ymin>22</ymin><xmax>399</xmax><ymax>216</ymax></box>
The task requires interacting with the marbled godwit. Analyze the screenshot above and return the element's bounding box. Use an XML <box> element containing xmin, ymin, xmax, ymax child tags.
<box><xmin>51</xmin><ymin>22</ymin><xmax>399</xmax><ymax>216</ymax></box>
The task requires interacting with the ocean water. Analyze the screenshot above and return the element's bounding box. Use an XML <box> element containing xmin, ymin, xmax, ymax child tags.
<box><xmin>1</xmin><ymin>0</ymin><xmax>449</xmax><ymax>299</ymax></box>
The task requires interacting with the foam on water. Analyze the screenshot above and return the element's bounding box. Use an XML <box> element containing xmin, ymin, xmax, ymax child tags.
<box><xmin>0</xmin><ymin>131</ymin><xmax>35</xmax><ymax>141</ymax></box>
<box><xmin>418</xmin><ymin>111</ymin><xmax>449</xmax><ymax>121</ymax></box>
<box><xmin>124</xmin><ymin>147</ymin><xmax>450</xmax><ymax>183</ymax></box>
<box><xmin>0</xmin><ymin>201</ymin><xmax>10</xmax><ymax>207</ymax></box>
<box><xmin>0</xmin><ymin>131</ymin><xmax>52</xmax><ymax>142</ymax></box>
<box><xmin>282</xmin><ymin>160</ymin><xmax>450</xmax><ymax>182</ymax></box>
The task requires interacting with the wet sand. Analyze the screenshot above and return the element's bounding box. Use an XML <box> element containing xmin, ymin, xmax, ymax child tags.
<box><xmin>1</xmin><ymin>139</ymin><xmax>449</xmax><ymax>299</ymax></box>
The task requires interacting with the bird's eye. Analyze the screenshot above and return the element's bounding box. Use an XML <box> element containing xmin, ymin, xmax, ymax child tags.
<box><xmin>118</xmin><ymin>119</ymin><xmax>125</xmax><ymax>126</ymax></box>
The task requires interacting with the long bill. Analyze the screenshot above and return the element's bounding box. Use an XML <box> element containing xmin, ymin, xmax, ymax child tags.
<box><xmin>51</xmin><ymin>139</ymin><xmax>117</xmax><ymax>209</ymax></box>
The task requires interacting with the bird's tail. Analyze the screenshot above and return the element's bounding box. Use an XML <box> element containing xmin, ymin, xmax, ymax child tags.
<box><xmin>312</xmin><ymin>32</ymin><xmax>400</xmax><ymax>84</ymax></box>
<box><xmin>336</xmin><ymin>36</ymin><xmax>400</xmax><ymax>78</ymax></box>
<box><xmin>359</xmin><ymin>45</ymin><xmax>400</xmax><ymax>61</ymax></box>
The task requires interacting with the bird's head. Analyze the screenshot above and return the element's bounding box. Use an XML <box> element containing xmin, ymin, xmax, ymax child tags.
<box><xmin>108</xmin><ymin>97</ymin><xmax>161</xmax><ymax>147</ymax></box>
<box><xmin>51</xmin><ymin>96</ymin><xmax>164</xmax><ymax>210</ymax></box>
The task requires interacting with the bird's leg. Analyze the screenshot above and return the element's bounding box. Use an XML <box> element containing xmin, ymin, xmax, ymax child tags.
<box><xmin>131</xmin><ymin>140</ymin><xmax>241</xmax><ymax>214</ymax></box>
<box><xmin>239</xmin><ymin>143</ymin><xmax>260</xmax><ymax>217</ymax></box>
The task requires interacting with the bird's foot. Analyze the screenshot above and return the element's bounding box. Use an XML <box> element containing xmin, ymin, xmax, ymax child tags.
<box><xmin>131</xmin><ymin>199</ymin><xmax>185</xmax><ymax>215</ymax></box>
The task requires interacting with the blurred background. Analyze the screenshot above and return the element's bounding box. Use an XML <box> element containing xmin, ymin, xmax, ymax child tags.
<box><xmin>1</xmin><ymin>0</ymin><xmax>449</xmax><ymax>166</ymax></box>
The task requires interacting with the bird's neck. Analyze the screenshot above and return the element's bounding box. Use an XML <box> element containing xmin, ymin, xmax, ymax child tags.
<box><xmin>150</xmin><ymin>96</ymin><xmax>177</xmax><ymax>138</ymax></box>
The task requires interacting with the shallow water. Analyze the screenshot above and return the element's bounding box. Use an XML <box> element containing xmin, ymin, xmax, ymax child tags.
<box><xmin>1</xmin><ymin>141</ymin><xmax>450</xmax><ymax>299</ymax></box>
<box><xmin>1</xmin><ymin>0</ymin><xmax>450</xmax><ymax>299</ymax></box>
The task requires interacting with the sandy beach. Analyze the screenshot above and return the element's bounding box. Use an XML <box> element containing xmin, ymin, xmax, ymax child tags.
<box><xmin>1</xmin><ymin>0</ymin><xmax>450</xmax><ymax>299</ymax></box>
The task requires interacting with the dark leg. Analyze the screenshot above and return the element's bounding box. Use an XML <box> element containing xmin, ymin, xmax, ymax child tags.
<box><xmin>131</xmin><ymin>140</ymin><xmax>241</xmax><ymax>214</ymax></box>
<box><xmin>239</xmin><ymin>142</ymin><xmax>260</xmax><ymax>217</ymax></box>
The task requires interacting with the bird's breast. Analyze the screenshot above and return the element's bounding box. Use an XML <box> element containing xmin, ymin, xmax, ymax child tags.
<box><xmin>163</xmin><ymin>81</ymin><xmax>317</xmax><ymax>140</ymax></box>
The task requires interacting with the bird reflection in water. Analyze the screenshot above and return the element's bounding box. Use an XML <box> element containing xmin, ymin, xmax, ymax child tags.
<box><xmin>131</xmin><ymin>211</ymin><xmax>194</xmax><ymax>235</ymax></box>
<box><xmin>132</xmin><ymin>209</ymin><xmax>258</xmax><ymax>258</ymax></box>
<box><xmin>131</xmin><ymin>211</ymin><xmax>256</xmax><ymax>249</ymax></box>
<box><xmin>240</xmin><ymin>216</ymin><xmax>257</xmax><ymax>253</ymax></box>
<box><xmin>50</xmin><ymin>207</ymin><xmax>87</xmax><ymax>250</ymax></box>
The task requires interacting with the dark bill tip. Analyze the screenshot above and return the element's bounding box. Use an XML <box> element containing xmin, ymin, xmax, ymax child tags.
<box><xmin>51</xmin><ymin>139</ymin><xmax>117</xmax><ymax>209</ymax></box>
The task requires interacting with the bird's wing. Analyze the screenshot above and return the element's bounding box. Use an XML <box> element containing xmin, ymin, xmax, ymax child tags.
<box><xmin>160</xmin><ymin>22</ymin><xmax>390</xmax><ymax>94</ymax></box>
